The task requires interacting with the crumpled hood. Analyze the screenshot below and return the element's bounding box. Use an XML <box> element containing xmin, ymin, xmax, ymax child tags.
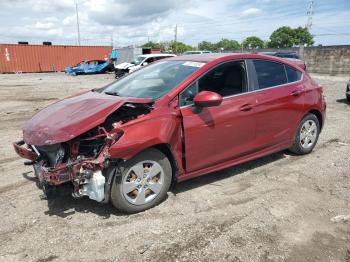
<box><xmin>115</xmin><ymin>62</ymin><xmax>136</xmax><ymax>70</ymax></box>
<box><xmin>23</xmin><ymin>91</ymin><xmax>152</xmax><ymax>146</ymax></box>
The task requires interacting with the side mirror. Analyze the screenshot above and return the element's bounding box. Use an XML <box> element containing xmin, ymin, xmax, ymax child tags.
<box><xmin>193</xmin><ymin>91</ymin><xmax>223</xmax><ymax>108</ymax></box>
<box><xmin>142</xmin><ymin>62</ymin><xmax>148</xmax><ymax>66</ymax></box>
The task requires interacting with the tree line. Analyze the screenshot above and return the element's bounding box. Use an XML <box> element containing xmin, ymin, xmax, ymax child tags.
<box><xmin>141</xmin><ymin>26</ymin><xmax>314</xmax><ymax>53</ymax></box>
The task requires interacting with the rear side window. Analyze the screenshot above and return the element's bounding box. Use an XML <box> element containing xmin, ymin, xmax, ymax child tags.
<box><xmin>285</xmin><ymin>65</ymin><xmax>302</xmax><ymax>83</ymax></box>
<box><xmin>253</xmin><ymin>60</ymin><xmax>287</xmax><ymax>89</ymax></box>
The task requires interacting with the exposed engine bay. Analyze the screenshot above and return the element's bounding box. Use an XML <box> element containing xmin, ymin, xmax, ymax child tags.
<box><xmin>14</xmin><ymin>102</ymin><xmax>152</xmax><ymax>202</ymax></box>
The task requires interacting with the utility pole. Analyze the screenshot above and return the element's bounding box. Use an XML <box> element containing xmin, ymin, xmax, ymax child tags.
<box><xmin>75</xmin><ymin>0</ymin><xmax>81</xmax><ymax>46</ymax></box>
<box><xmin>306</xmin><ymin>0</ymin><xmax>314</xmax><ymax>31</ymax></box>
<box><xmin>174</xmin><ymin>24</ymin><xmax>178</xmax><ymax>43</ymax></box>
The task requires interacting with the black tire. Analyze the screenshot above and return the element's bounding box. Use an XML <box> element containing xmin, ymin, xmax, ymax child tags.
<box><xmin>110</xmin><ymin>148</ymin><xmax>172</xmax><ymax>214</ymax></box>
<box><xmin>347</xmin><ymin>95</ymin><xmax>350</xmax><ymax>102</ymax></box>
<box><xmin>289</xmin><ymin>113</ymin><xmax>320</xmax><ymax>155</ymax></box>
<box><xmin>115</xmin><ymin>70</ymin><xmax>126</xmax><ymax>79</ymax></box>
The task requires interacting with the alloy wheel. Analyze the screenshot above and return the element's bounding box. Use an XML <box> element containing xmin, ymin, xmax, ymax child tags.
<box><xmin>300</xmin><ymin>119</ymin><xmax>318</xmax><ymax>149</ymax></box>
<box><xmin>122</xmin><ymin>160</ymin><xmax>164</xmax><ymax>205</ymax></box>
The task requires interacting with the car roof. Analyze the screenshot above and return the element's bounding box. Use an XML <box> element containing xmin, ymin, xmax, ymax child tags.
<box><xmin>184</xmin><ymin>50</ymin><xmax>211</xmax><ymax>53</ymax></box>
<box><xmin>169</xmin><ymin>53</ymin><xmax>231</xmax><ymax>62</ymax></box>
<box><xmin>167</xmin><ymin>53</ymin><xmax>304</xmax><ymax>70</ymax></box>
<box><xmin>139</xmin><ymin>54</ymin><xmax>176</xmax><ymax>58</ymax></box>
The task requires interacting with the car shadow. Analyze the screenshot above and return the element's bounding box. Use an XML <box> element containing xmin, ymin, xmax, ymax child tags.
<box><xmin>21</xmin><ymin>150</ymin><xmax>288</xmax><ymax>218</ymax></box>
<box><xmin>171</xmin><ymin>150</ymin><xmax>287</xmax><ymax>194</ymax></box>
<box><xmin>21</xmin><ymin>171</ymin><xmax>123</xmax><ymax>218</ymax></box>
<box><xmin>45</xmin><ymin>196</ymin><xmax>123</xmax><ymax>219</ymax></box>
<box><xmin>336</xmin><ymin>98</ymin><xmax>349</xmax><ymax>105</ymax></box>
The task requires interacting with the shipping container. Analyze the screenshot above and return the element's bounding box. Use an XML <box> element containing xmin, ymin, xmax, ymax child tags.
<box><xmin>0</xmin><ymin>44</ymin><xmax>112</xmax><ymax>73</ymax></box>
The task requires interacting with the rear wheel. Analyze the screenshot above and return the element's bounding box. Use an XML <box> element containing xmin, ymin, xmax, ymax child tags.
<box><xmin>110</xmin><ymin>148</ymin><xmax>172</xmax><ymax>213</ymax></box>
<box><xmin>289</xmin><ymin>113</ymin><xmax>320</xmax><ymax>155</ymax></box>
<box><xmin>347</xmin><ymin>95</ymin><xmax>350</xmax><ymax>102</ymax></box>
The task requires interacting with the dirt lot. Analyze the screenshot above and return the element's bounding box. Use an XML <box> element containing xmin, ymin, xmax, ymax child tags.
<box><xmin>0</xmin><ymin>72</ymin><xmax>349</xmax><ymax>262</ymax></box>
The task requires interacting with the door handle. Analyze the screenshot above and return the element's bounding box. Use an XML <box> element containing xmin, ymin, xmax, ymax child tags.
<box><xmin>239</xmin><ymin>104</ymin><xmax>253</xmax><ymax>112</ymax></box>
<box><xmin>290</xmin><ymin>90</ymin><xmax>303</xmax><ymax>96</ymax></box>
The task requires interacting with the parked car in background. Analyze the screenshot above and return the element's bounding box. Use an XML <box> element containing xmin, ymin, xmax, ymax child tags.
<box><xmin>259</xmin><ymin>51</ymin><xmax>306</xmax><ymax>71</ymax></box>
<box><xmin>259</xmin><ymin>51</ymin><xmax>300</xmax><ymax>59</ymax></box>
<box><xmin>64</xmin><ymin>60</ymin><xmax>113</xmax><ymax>75</ymax></box>
<box><xmin>14</xmin><ymin>53</ymin><xmax>326</xmax><ymax>213</ymax></box>
<box><xmin>183</xmin><ymin>50</ymin><xmax>212</xmax><ymax>55</ymax></box>
<box><xmin>346</xmin><ymin>79</ymin><xmax>350</xmax><ymax>102</ymax></box>
<box><xmin>114</xmin><ymin>54</ymin><xmax>176</xmax><ymax>78</ymax></box>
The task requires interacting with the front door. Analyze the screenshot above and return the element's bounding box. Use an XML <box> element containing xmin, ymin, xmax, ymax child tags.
<box><xmin>179</xmin><ymin>60</ymin><xmax>257</xmax><ymax>172</ymax></box>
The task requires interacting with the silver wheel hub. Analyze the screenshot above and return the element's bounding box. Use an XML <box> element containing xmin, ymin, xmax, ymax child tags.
<box><xmin>300</xmin><ymin>120</ymin><xmax>317</xmax><ymax>149</ymax></box>
<box><xmin>122</xmin><ymin>160</ymin><xmax>164</xmax><ymax>206</ymax></box>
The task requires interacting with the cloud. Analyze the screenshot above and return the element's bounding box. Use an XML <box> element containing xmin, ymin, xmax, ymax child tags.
<box><xmin>84</xmin><ymin>0</ymin><xmax>188</xmax><ymax>26</ymax></box>
<box><xmin>44</xmin><ymin>16</ymin><xmax>59</xmax><ymax>22</ymax></box>
<box><xmin>0</xmin><ymin>0</ymin><xmax>349</xmax><ymax>46</ymax></box>
<box><xmin>62</xmin><ymin>16</ymin><xmax>74</xmax><ymax>26</ymax></box>
<box><xmin>31</xmin><ymin>0</ymin><xmax>74</xmax><ymax>12</ymax></box>
<box><xmin>240</xmin><ymin>8</ymin><xmax>263</xmax><ymax>18</ymax></box>
<box><xmin>35</xmin><ymin>21</ymin><xmax>55</xmax><ymax>29</ymax></box>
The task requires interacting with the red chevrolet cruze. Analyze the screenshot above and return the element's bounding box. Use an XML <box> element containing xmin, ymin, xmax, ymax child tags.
<box><xmin>14</xmin><ymin>54</ymin><xmax>326</xmax><ymax>213</ymax></box>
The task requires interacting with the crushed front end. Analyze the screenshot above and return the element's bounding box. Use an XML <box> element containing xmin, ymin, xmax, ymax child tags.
<box><xmin>14</xmin><ymin>126</ymin><xmax>121</xmax><ymax>201</ymax></box>
<box><xmin>13</xmin><ymin>96</ymin><xmax>153</xmax><ymax>203</ymax></box>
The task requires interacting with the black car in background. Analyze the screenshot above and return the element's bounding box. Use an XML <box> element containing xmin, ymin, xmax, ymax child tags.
<box><xmin>259</xmin><ymin>51</ymin><xmax>300</xmax><ymax>59</ymax></box>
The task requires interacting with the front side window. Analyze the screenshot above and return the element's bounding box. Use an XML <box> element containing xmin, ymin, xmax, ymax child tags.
<box><xmin>253</xmin><ymin>60</ymin><xmax>287</xmax><ymax>89</ymax></box>
<box><xmin>102</xmin><ymin>61</ymin><xmax>203</xmax><ymax>99</ymax></box>
<box><xmin>180</xmin><ymin>60</ymin><xmax>248</xmax><ymax>106</ymax></box>
<box><xmin>180</xmin><ymin>82</ymin><xmax>197</xmax><ymax>106</ymax></box>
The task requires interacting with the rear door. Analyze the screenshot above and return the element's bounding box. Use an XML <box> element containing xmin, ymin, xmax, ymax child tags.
<box><xmin>252</xmin><ymin>59</ymin><xmax>304</xmax><ymax>150</ymax></box>
<box><xmin>179</xmin><ymin>60</ymin><xmax>257</xmax><ymax>172</ymax></box>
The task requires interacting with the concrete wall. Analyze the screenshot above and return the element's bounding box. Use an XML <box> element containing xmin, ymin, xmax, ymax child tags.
<box><xmin>226</xmin><ymin>45</ymin><xmax>350</xmax><ymax>76</ymax></box>
<box><xmin>302</xmin><ymin>46</ymin><xmax>350</xmax><ymax>75</ymax></box>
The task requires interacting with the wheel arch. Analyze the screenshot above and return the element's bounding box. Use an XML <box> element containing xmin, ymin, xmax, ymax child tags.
<box><xmin>307</xmin><ymin>109</ymin><xmax>323</xmax><ymax>130</ymax></box>
<box><xmin>152</xmin><ymin>143</ymin><xmax>179</xmax><ymax>181</ymax></box>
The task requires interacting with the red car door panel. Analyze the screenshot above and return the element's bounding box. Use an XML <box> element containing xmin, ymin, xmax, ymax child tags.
<box><xmin>181</xmin><ymin>93</ymin><xmax>256</xmax><ymax>172</ymax></box>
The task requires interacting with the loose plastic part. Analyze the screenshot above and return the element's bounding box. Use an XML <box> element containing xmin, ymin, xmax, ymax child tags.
<box><xmin>80</xmin><ymin>170</ymin><xmax>106</xmax><ymax>202</ymax></box>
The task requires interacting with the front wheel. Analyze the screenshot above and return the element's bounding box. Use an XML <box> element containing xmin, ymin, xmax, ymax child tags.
<box><xmin>289</xmin><ymin>113</ymin><xmax>320</xmax><ymax>155</ymax></box>
<box><xmin>110</xmin><ymin>148</ymin><xmax>172</xmax><ymax>213</ymax></box>
<box><xmin>115</xmin><ymin>70</ymin><xmax>126</xmax><ymax>79</ymax></box>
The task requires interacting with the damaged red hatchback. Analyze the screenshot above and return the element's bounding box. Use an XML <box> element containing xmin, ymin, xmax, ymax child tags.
<box><xmin>14</xmin><ymin>54</ymin><xmax>326</xmax><ymax>213</ymax></box>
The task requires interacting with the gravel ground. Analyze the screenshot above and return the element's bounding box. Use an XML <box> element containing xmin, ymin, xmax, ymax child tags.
<box><xmin>0</xmin><ymin>72</ymin><xmax>349</xmax><ymax>262</ymax></box>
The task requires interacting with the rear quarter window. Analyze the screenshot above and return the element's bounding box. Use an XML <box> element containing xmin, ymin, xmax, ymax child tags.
<box><xmin>253</xmin><ymin>60</ymin><xmax>287</xmax><ymax>89</ymax></box>
<box><xmin>285</xmin><ymin>65</ymin><xmax>302</xmax><ymax>83</ymax></box>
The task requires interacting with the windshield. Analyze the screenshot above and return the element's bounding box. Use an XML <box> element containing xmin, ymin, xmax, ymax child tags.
<box><xmin>131</xmin><ymin>56</ymin><xmax>146</xmax><ymax>65</ymax></box>
<box><xmin>102</xmin><ymin>61</ymin><xmax>205</xmax><ymax>99</ymax></box>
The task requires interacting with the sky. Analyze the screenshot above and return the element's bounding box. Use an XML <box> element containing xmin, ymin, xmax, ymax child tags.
<box><xmin>0</xmin><ymin>0</ymin><xmax>349</xmax><ymax>47</ymax></box>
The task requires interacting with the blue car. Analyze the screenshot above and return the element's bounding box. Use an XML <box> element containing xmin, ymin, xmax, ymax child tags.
<box><xmin>64</xmin><ymin>60</ymin><xmax>113</xmax><ymax>75</ymax></box>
